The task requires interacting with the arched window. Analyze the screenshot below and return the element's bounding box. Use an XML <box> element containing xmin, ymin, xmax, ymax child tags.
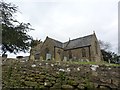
<box><xmin>82</xmin><ymin>48</ymin><xmax>86</xmax><ymax>57</ymax></box>
<box><xmin>68</xmin><ymin>50</ymin><xmax>72</xmax><ymax>59</ymax></box>
<box><xmin>45</xmin><ymin>48</ymin><xmax>51</xmax><ymax>60</ymax></box>
<box><xmin>57</xmin><ymin>49</ymin><xmax>61</xmax><ymax>54</ymax></box>
<box><xmin>45</xmin><ymin>48</ymin><xmax>49</xmax><ymax>53</ymax></box>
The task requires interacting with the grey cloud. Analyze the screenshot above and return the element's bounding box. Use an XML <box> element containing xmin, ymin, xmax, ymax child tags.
<box><xmin>5</xmin><ymin>0</ymin><xmax>119</xmax><ymax>57</ymax></box>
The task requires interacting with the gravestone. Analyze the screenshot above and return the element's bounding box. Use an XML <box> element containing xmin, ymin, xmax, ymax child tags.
<box><xmin>63</xmin><ymin>57</ymin><xmax>67</xmax><ymax>61</ymax></box>
<box><xmin>46</xmin><ymin>54</ymin><xmax>51</xmax><ymax>60</ymax></box>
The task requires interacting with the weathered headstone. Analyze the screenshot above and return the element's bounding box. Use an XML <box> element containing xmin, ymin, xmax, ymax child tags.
<box><xmin>63</xmin><ymin>57</ymin><xmax>67</xmax><ymax>61</ymax></box>
<box><xmin>46</xmin><ymin>54</ymin><xmax>51</xmax><ymax>60</ymax></box>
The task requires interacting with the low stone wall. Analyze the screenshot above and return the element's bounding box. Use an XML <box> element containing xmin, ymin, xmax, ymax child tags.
<box><xmin>2</xmin><ymin>60</ymin><xmax>120</xmax><ymax>89</ymax></box>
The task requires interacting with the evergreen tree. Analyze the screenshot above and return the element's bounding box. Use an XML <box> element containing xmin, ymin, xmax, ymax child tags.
<box><xmin>0</xmin><ymin>1</ymin><xmax>33</xmax><ymax>55</ymax></box>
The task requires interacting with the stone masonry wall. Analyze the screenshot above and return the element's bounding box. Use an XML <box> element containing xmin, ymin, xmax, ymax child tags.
<box><xmin>2</xmin><ymin>59</ymin><xmax>120</xmax><ymax>89</ymax></box>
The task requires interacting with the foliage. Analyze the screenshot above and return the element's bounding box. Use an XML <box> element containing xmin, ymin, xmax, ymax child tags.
<box><xmin>30</xmin><ymin>39</ymin><xmax>42</xmax><ymax>47</ymax></box>
<box><xmin>99</xmin><ymin>40</ymin><xmax>111</xmax><ymax>51</ymax></box>
<box><xmin>99</xmin><ymin>40</ymin><xmax>120</xmax><ymax>64</ymax></box>
<box><xmin>101</xmin><ymin>50</ymin><xmax>112</xmax><ymax>62</ymax></box>
<box><xmin>1</xmin><ymin>1</ymin><xmax>33</xmax><ymax>54</ymax></box>
<box><xmin>84</xmin><ymin>78</ymin><xmax>94</xmax><ymax>89</ymax></box>
<box><xmin>101</xmin><ymin>49</ymin><xmax>120</xmax><ymax>64</ymax></box>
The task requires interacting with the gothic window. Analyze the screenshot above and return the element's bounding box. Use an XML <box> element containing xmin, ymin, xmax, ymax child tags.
<box><xmin>57</xmin><ymin>49</ymin><xmax>61</xmax><ymax>54</ymax></box>
<box><xmin>35</xmin><ymin>53</ymin><xmax>40</xmax><ymax>60</ymax></box>
<box><xmin>68</xmin><ymin>50</ymin><xmax>72</xmax><ymax>59</ymax></box>
<box><xmin>45</xmin><ymin>48</ymin><xmax>49</xmax><ymax>54</ymax></box>
<box><xmin>45</xmin><ymin>48</ymin><xmax>51</xmax><ymax>60</ymax></box>
<box><xmin>82</xmin><ymin>48</ymin><xmax>86</xmax><ymax>57</ymax></box>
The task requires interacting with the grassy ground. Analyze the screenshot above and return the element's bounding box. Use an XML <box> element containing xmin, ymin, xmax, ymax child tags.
<box><xmin>37</xmin><ymin>59</ymin><xmax>120</xmax><ymax>67</ymax></box>
<box><xmin>63</xmin><ymin>61</ymin><xmax>120</xmax><ymax>66</ymax></box>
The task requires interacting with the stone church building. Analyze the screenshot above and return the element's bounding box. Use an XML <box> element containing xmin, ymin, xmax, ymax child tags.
<box><xmin>30</xmin><ymin>32</ymin><xmax>102</xmax><ymax>62</ymax></box>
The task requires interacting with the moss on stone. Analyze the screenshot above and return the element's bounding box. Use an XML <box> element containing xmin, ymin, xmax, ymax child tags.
<box><xmin>2</xmin><ymin>60</ymin><xmax>120</xmax><ymax>89</ymax></box>
<box><xmin>61</xmin><ymin>85</ymin><xmax>74</xmax><ymax>89</ymax></box>
<box><xmin>52</xmin><ymin>83</ymin><xmax>62</xmax><ymax>88</ymax></box>
<box><xmin>24</xmin><ymin>81</ymin><xmax>38</xmax><ymax>87</ymax></box>
<box><xmin>67</xmin><ymin>80</ymin><xmax>79</xmax><ymax>87</ymax></box>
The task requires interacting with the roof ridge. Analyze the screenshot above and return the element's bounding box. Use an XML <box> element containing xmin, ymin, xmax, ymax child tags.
<box><xmin>63</xmin><ymin>34</ymin><xmax>93</xmax><ymax>43</ymax></box>
<box><xmin>64</xmin><ymin>34</ymin><xmax>93</xmax><ymax>49</ymax></box>
<box><xmin>48</xmin><ymin>36</ymin><xmax>63</xmax><ymax>44</ymax></box>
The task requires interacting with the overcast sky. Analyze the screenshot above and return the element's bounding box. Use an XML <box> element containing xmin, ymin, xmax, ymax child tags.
<box><xmin>6</xmin><ymin>0</ymin><xmax>119</xmax><ymax>58</ymax></box>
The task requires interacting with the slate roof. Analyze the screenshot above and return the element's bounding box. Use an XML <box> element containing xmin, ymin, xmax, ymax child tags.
<box><xmin>64</xmin><ymin>34</ymin><xmax>93</xmax><ymax>50</ymax></box>
<box><xmin>48</xmin><ymin>37</ymin><xmax>63</xmax><ymax>48</ymax></box>
<box><xmin>47</xmin><ymin>34</ymin><xmax>94</xmax><ymax>49</ymax></box>
<box><xmin>62</xmin><ymin>42</ymin><xmax>69</xmax><ymax>48</ymax></box>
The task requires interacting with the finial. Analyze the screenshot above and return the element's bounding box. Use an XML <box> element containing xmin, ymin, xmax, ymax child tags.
<box><xmin>93</xmin><ymin>31</ymin><xmax>95</xmax><ymax>34</ymax></box>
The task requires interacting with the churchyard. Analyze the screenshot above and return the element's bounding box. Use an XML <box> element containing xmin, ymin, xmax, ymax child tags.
<box><xmin>1</xmin><ymin>58</ymin><xmax>120</xmax><ymax>89</ymax></box>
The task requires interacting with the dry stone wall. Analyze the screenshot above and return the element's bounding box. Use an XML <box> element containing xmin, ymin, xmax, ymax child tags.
<box><xmin>2</xmin><ymin>59</ymin><xmax>120</xmax><ymax>89</ymax></box>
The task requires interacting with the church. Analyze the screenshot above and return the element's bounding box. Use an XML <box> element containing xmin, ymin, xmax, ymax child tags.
<box><xmin>30</xmin><ymin>32</ymin><xmax>103</xmax><ymax>62</ymax></box>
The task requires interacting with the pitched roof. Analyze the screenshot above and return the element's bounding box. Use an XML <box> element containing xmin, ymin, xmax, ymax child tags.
<box><xmin>48</xmin><ymin>37</ymin><xmax>63</xmax><ymax>48</ymax></box>
<box><xmin>47</xmin><ymin>34</ymin><xmax>94</xmax><ymax>49</ymax></box>
<box><xmin>64</xmin><ymin>34</ymin><xmax>93</xmax><ymax>50</ymax></box>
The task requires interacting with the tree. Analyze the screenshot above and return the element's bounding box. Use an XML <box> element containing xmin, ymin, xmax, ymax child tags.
<box><xmin>101</xmin><ymin>49</ymin><xmax>112</xmax><ymax>62</ymax></box>
<box><xmin>99</xmin><ymin>40</ymin><xmax>120</xmax><ymax>63</ymax></box>
<box><xmin>99</xmin><ymin>40</ymin><xmax>111</xmax><ymax>51</ymax></box>
<box><xmin>30</xmin><ymin>39</ymin><xmax>42</xmax><ymax>48</ymax></box>
<box><xmin>0</xmin><ymin>1</ymin><xmax>33</xmax><ymax>55</ymax></box>
<box><xmin>99</xmin><ymin>40</ymin><xmax>112</xmax><ymax>62</ymax></box>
